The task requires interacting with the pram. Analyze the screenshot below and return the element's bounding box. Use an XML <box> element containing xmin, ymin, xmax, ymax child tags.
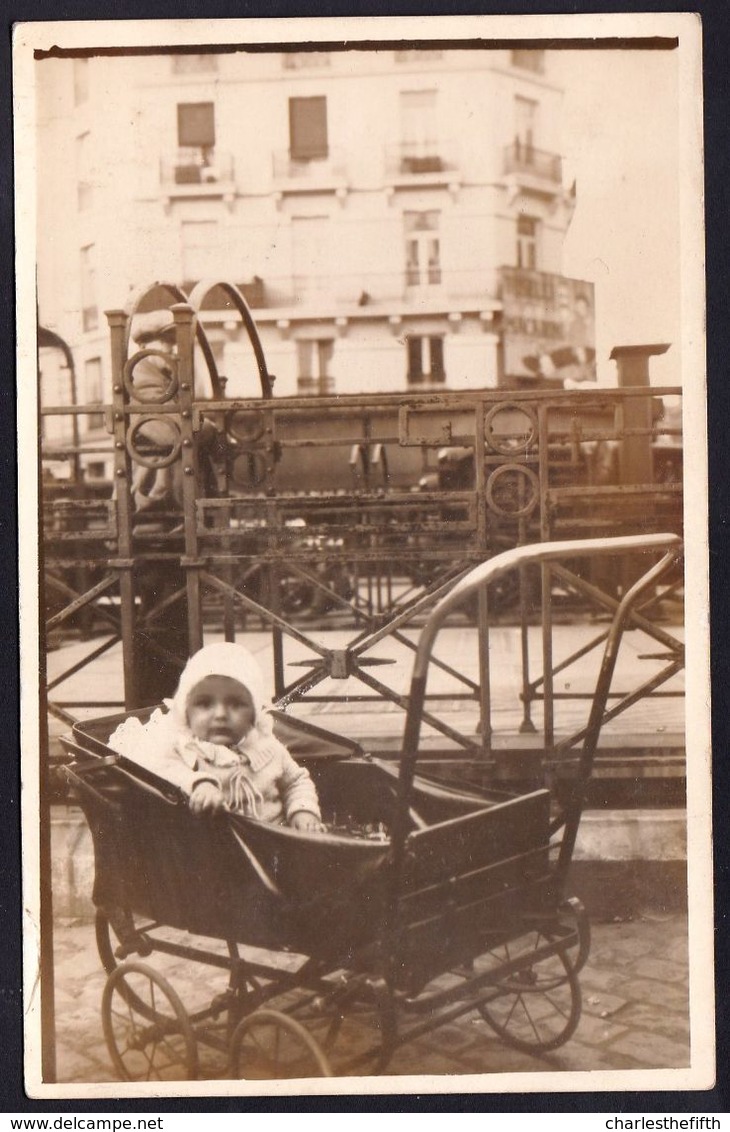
<box><xmin>61</xmin><ymin>533</ymin><xmax>682</xmax><ymax>1080</ymax></box>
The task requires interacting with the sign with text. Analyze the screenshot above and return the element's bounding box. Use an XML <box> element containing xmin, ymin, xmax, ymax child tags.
<box><xmin>499</xmin><ymin>267</ymin><xmax>596</xmax><ymax>382</ymax></box>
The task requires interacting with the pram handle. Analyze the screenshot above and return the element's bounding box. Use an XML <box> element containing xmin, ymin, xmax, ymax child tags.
<box><xmin>412</xmin><ymin>532</ymin><xmax>681</xmax><ymax>678</ymax></box>
<box><xmin>390</xmin><ymin>533</ymin><xmax>683</xmax><ymax>860</ymax></box>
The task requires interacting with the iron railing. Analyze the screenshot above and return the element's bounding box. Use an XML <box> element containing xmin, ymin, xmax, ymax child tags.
<box><xmin>160</xmin><ymin>149</ymin><xmax>234</xmax><ymax>187</ymax></box>
<box><xmin>503</xmin><ymin>142</ymin><xmax>562</xmax><ymax>184</ymax></box>
<box><xmin>384</xmin><ymin>141</ymin><xmax>460</xmax><ymax>179</ymax></box>
<box><xmin>40</xmin><ymin>285</ymin><xmax>684</xmax><ymax>770</ymax></box>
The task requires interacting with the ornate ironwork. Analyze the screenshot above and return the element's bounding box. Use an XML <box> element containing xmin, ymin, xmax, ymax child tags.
<box><xmin>40</xmin><ymin>283</ymin><xmax>684</xmax><ymax>770</ymax></box>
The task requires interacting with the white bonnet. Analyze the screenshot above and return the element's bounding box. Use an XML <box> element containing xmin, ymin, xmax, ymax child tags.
<box><xmin>171</xmin><ymin>642</ymin><xmax>270</xmax><ymax>735</ymax></box>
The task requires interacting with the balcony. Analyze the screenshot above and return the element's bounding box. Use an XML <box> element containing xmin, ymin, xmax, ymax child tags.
<box><xmin>297</xmin><ymin>375</ymin><xmax>336</xmax><ymax>396</ymax></box>
<box><xmin>502</xmin><ymin>142</ymin><xmax>562</xmax><ymax>196</ymax></box>
<box><xmin>181</xmin><ymin>277</ymin><xmax>266</xmax><ymax>309</ymax></box>
<box><xmin>272</xmin><ymin>149</ymin><xmax>349</xmax><ymax>199</ymax></box>
<box><xmin>384</xmin><ymin>141</ymin><xmax>461</xmax><ymax>193</ymax></box>
<box><xmin>160</xmin><ymin>148</ymin><xmax>236</xmax><ymax>208</ymax></box>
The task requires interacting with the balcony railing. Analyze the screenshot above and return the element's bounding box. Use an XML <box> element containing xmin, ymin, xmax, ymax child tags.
<box><xmin>272</xmin><ymin>148</ymin><xmax>348</xmax><ymax>185</ymax></box>
<box><xmin>405</xmin><ymin>265</ymin><xmax>442</xmax><ymax>288</ymax></box>
<box><xmin>384</xmin><ymin>141</ymin><xmax>460</xmax><ymax>179</ymax></box>
<box><xmin>180</xmin><ymin>277</ymin><xmax>266</xmax><ymax>309</ymax></box>
<box><xmin>160</xmin><ymin>148</ymin><xmax>234</xmax><ymax>188</ymax></box>
<box><xmin>297</xmin><ymin>375</ymin><xmax>336</xmax><ymax>396</ymax></box>
<box><xmin>503</xmin><ymin>142</ymin><xmax>562</xmax><ymax>185</ymax></box>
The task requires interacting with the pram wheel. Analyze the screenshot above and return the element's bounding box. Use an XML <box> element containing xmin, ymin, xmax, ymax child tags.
<box><xmin>229</xmin><ymin>1009</ymin><xmax>333</xmax><ymax>1079</ymax></box>
<box><xmin>550</xmin><ymin>898</ymin><xmax>591</xmax><ymax>976</ymax></box>
<box><xmin>101</xmin><ymin>960</ymin><xmax>199</xmax><ymax>1081</ymax></box>
<box><xmin>295</xmin><ymin>977</ymin><xmax>397</xmax><ymax>1076</ymax></box>
<box><xmin>477</xmin><ymin>929</ymin><xmax>581</xmax><ymax>1053</ymax></box>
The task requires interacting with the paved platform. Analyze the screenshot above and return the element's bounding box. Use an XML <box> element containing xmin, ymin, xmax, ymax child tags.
<box><xmin>48</xmin><ymin>910</ymin><xmax>691</xmax><ymax>1086</ymax></box>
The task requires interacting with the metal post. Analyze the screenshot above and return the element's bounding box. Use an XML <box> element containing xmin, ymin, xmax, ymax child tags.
<box><xmin>107</xmin><ymin>309</ymin><xmax>137</xmax><ymax>709</ymax></box>
<box><xmin>474</xmin><ymin>400</ymin><xmax>492</xmax><ymax>756</ymax></box>
<box><xmin>173</xmin><ymin>304</ymin><xmax>204</xmax><ymax>655</ymax></box>
<box><xmin>611</xmin><ymin>343</ymin><xmax>670</xmax><ymax>593</ymax></box>
<box><xmin>37</xmin><ymin>361</ymin><xmax>56</xmax><ymax>1079</ymax></box>
<box><xmin>538</xmin><ymin>403</ymin><xmax>553</xmax><ymax>747</ymax></box>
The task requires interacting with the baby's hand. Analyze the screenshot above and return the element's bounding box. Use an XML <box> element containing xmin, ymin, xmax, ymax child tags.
<box><xmin>190</xmin><ymin>780</ymin><xmax>225</xmax><ymax>814</ymax></box>
<box><xmin>290</xmin><ymin>811</ymin><xmax>323</xmax><ymax>833</ymax></box>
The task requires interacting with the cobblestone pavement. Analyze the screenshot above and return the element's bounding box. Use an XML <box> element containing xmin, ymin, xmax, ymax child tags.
<box><xmin>50</xmin><ymin>910</ymin><xmax>690</xmax><ymax>1086</ymax></box>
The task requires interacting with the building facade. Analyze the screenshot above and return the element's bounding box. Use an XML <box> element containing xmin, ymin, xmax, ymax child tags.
<box><xmin>36</xmin><ymin>45</ymin><xmax>591</xmax><ymax>455</ymax></box>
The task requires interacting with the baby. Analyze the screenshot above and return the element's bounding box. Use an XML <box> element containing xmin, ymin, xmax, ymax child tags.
<box><xmin>110</xmin><ymin>642</ymin><xmax>322</xmax><ymax>832</ymax></box>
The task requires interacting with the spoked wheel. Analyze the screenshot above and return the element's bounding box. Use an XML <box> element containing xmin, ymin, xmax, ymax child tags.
<box><xmin>230</xmin><ymin>1009</ymin><xmax>332</xmax><ymax>1079</ymax></box>
<box><xmin>545</xmin><ymin>899</ymin><xmax>591</xmax><ymax>977</ymax></box>
<box><xmin>102</xmin><ymin>960</ymin><xmax>199</xmax><ymax>1081</ymax></box>
<box><xmin>294</xmin><ymin>979</ymin><xmax>397</xmax><ymax>1076</ymax></box>
<box><xmin>96</xmin><ymin>908</ymin><xmax>164</xmax><ymax>1020</ymax></box>
<box><xmin>477</xmin><ymin>930</ymin><xmax>582</xmax><ymax>1054</ymax></box>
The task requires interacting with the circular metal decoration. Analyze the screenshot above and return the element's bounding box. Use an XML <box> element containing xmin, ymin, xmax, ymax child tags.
<box><xmin>228</xmin><ymin>409</ymin><xmax>266</xmax><ymax>444</ymax></box>
<box><xmin>123</xmin><ymin>350</ymin><xmax>179</xmax><ymax>404</ymax></box>
<box><xmin>231</xmin><ymin>450</ymin><xmax>268</xmax><ymax>488</ymax></box>
<box><xmin>486</xmin><ymin>463</ymin><xmax>540</xmax><ymax>518</ymax></box>
<box><xmin>484</xmin><ymin>403</ymin><xmax>538</xmax><ymax>456</ymax></box>
<box><xmin>126</xmin><ymin>416</ymin><xmax>182</xmax><ymax>469</ymax></box>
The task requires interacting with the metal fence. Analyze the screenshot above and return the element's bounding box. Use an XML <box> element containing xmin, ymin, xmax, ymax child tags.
<box><xmin>41</xmin><ymin>284</ymin><xmax>684</xmax><ymax>765</ymax></box>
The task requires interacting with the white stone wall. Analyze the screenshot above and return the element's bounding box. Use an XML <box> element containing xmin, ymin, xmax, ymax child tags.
<box><xmin>36</xmin><ymin>47</ymin><xmax>574</xmax><ymax>407</ymax></box>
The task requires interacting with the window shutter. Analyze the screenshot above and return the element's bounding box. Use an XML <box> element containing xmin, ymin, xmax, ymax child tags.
<box><xmin>429</xmin><ymin>337</ymin><xmax>444</xmax><ymax>378</ymax></box>
<box><xmin>289</xmin><ymin>97</ymin><xmax>328</xmax><ymax>160</ymax></box>
<box><xmin>177</xmin><ymin>103</ymin><xmax>216</xmax><ymax>147</ymax></box>
<box><xmin>407</xmin><ymin>337</ymin><xmax>423</xmax><ymax>380</ymax></box>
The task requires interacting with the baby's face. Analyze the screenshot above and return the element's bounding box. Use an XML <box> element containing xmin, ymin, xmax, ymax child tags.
<box><xmin>186</xmin><ymin>676</ymin><xmax>255</xmax><ymax>746</ymax></box>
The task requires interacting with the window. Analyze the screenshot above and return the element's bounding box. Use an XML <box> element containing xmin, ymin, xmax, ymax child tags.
<box><xmin>84</xmin><ymin>357</ymin><xmax>104</xmax><ymax>430</ymax></box>
<box><xmin>407</xmin><ymin>336</ymin><xmax>445</xmax><ymax>384</ymax></box>
<box><xmin>172</xmin><ymin>54</ymin><xmax>218</xmax><ymax>73</ymax></box>
<box><xmin>177</xmin><ymin>102</ymin><xmax>216</xmax><ymax>148</ymax></box>
<box><xmin>289</xmin><ymin>97</ymin><xmax>328</xmax><ymax>162</ymax></box>
<box><xmin>175</xmin><ymin>104</ymin><xmax>217</xmax><ymax>182</ymax></box>
<box><xmin>73</xmin><ymin>58</ymin><xmax>89</xmax><ymax>105</ymax></box>
<box><xmin>510</xmin><ymin>50</ymin><xmax>545</xmax><ymax>73</ymax></box>
<box><xmin>292</xmin><ymin>216</ymin><xmax>330</xmax><ymax>300</ymax></box>
<box><xmin>514</xmin><ymin>96</ymin><xmax>538</xmax><ymax>155</ymax></box>
<box><xmin>76</xmin><ymin>132</ymin><xmax>91</xmax><ymax>210</ymax></box>
<box><xmin>80</xmin><ymin>245</ymin><xmax>98</xmax><ymax>332</ymax></box>
<box><xmin>400</xmin><ymin>90</ymin><xmax>440</xmax><ymax>171</ymax></box>
<box><xmin>516</xmin><ymin>215</ymin><xmax>539</xmax><ymax>270</ymax></box>
<box><xmin>181</xmin><ymin>220</ymin><xmax>220</xmax><ymax>281</ymax></box>
<box><xmin>282</xmin><ymin>52</ymin><xmax>330</xmax><ymax>69</ymax></box>
<box><xmin>297</xmin><ymin>339</ymin><xmax>334</xmax><ymax>395</ymax></box>
<box><xmin>405</xmin><ymin>211</ymin><xmax>441</xmax><ymax>286</ymax></box>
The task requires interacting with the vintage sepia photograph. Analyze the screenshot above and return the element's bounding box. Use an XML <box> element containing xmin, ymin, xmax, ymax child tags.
<box><xmin>15</xmin><ymin>13</ymin><xmax>712</xmax><ymax>1099</ymax></box>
